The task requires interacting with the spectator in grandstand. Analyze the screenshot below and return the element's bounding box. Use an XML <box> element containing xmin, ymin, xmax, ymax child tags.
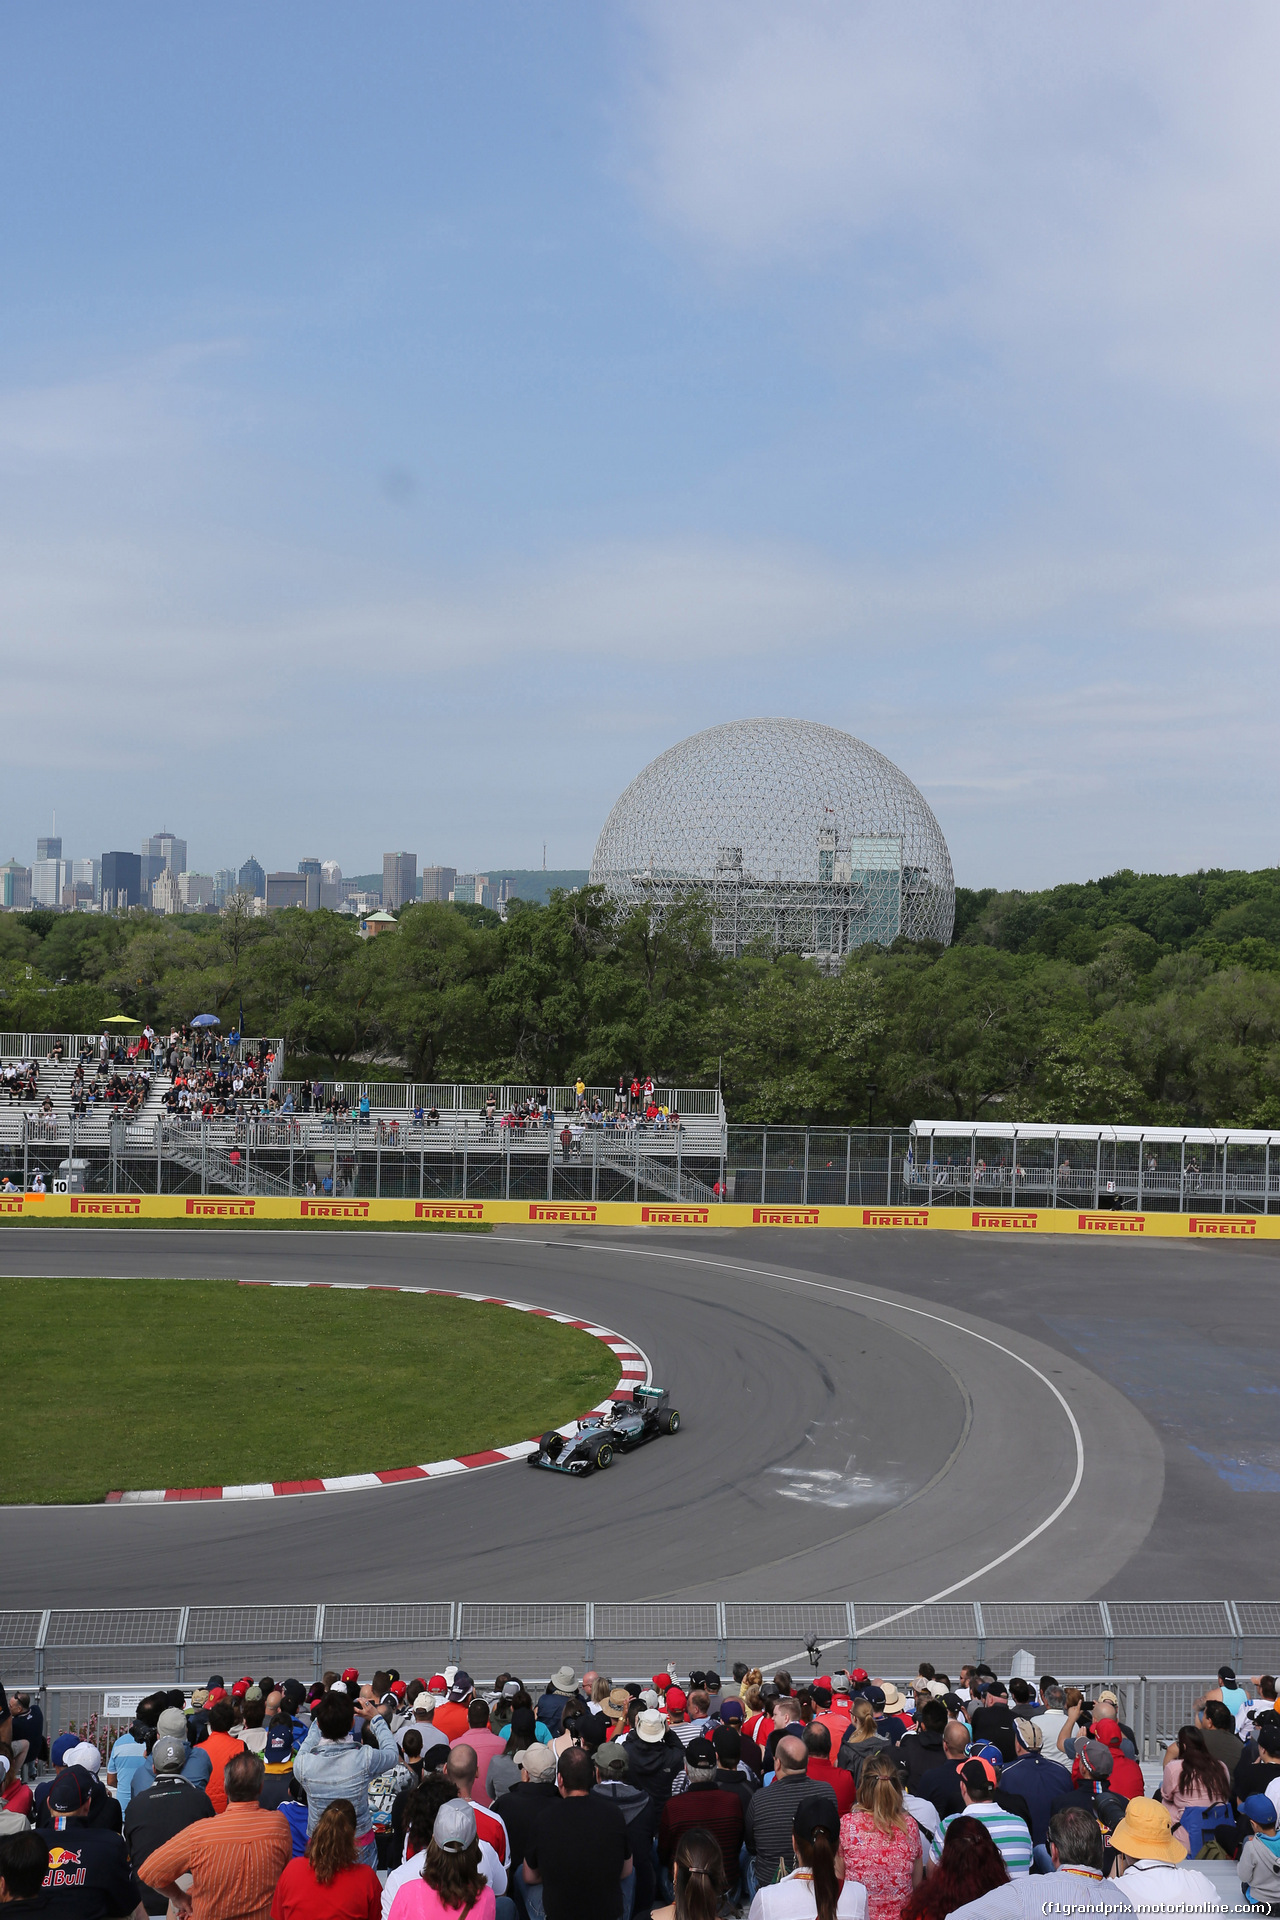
<box><xmin>1237</xmin><ymin>1795</ymin><xmax>1280</xmax><ymax>1914</ymax></box>
<box><xmin>1</xmin><ymin>1805</ymin><xmax>143</xmax><ymax>1919</ymax></box>
<box><xmin>619</xmin><ymin>1711</ymin><xmax>684</xmax><ymax>1812</ymax></box>
<box><xmin>1029</xmin><ymin>1686</ymin><xmax>1067</xmax><ymax>1759</ymax></box>
<box><xmin>837</xmin><ymin>1753</ymin><xmax>923</xmax><ymax>1920</ymax></box>
<box><xmin>432</xmin><ymin>1679</ymin><xmax>474</xmax><ymax>1747</ymax></box>
<box><xmin>928</xmin><ymin>1764</ymin><xmax>1031</xmax><ymax>1879</ymax></box>
<box><xmin>839</xmin><ymin>1701</ymin><xmax>892</xmax><ymax>1785</ymax></box>
<box><xmin>895</xmin><ymin>1701</ymin><xmax>949</xmax><ymax>1795</ymax></box>
<box><xmin>293</xmin><ymin>1691</ymin><xmax>399</xmax><ymax>1866</ymax></box>
<box><xmin>198</xmin><ymin>1701</ymin><xmax>248</xmax><ymax>1816</ymax></box>
<box><xmin>592</xmin><ymin>1744</ymin><xmax>656</xmax><ymax>1914</ymax></box>
<box><xmin>441</xmin><ymin>1748</ymin><xmax>509</xmax><ymax>1869</ymax></box>
<box><xmin>140</xmin><ymin>1751</ymin><xmax>290</xmax><ymax>1920</ymax></box>
<box><xmin>8</xmin><ymin>1694</ymin><xmax>42</xmax><ymax>1776</ymax></box>
<box><xmin>967</xmin><ymin>1689</ymin><xmax>1016</xmax><ymax>1766</ymax></box>
<box><xmin>995</xmin><ymin>1722</ymin><xmax>1070</xmax><ymax>1850</ymax></box>
<box><xmin>35</xmin><ymin>1752</ymin><xmax>123</xmax><ymax>1835</ymax></box>
<box><xmin>387</xmin><ymin>1800</ymin><xmax>497</xmax><ymax>1920</ymax></box>
<box><xmin>1235</xmin><ymin>1720</ymin><xmax>1280</xmax><ymax>1806</ymax></box>
<box><xmin>125</xmin><ymin>1735</ymin><xmax>215</xmax><ymax>1914</ymax></box>
<box><xmin>1194</xmin><ymin>1698</ymin><xmax>1245</xmax><ymax>1774</ymax></box>
<box><xmin>903</xmin><ymin>1818</ymin><xmax>1008</xmax><ymax>1920</ymax></box>
<box><xmin>1072</xmin><ymin>1719</ymin><xmax>1141</xmax><ymax>1802</ymax></box>
<box><xmin>492</xmin><ymin>1743</ymin><xmax>557</xmax><ymax>1885</ymax></box>
<box><xmin>106</xmin><ymin>1721</ymin><xmax>153</xmax><ymax>1813</ymax></box>
<box><xmin>270</xmin><ymin>1799</ymin><xmax>381</xmax><ymax>1920</ymax></box>
<box><xmin>450</xmin><ymin>1703</ymin><xmax>505</xmax><ymax>1810</ymax></box>
<box><xmin>1109</xmin><ymin>1797</ymin><xmax>1220</xmax><ymax>1911</ymax></box>
<box><xmin>915</xmin><ymin>1724</ymin><xmax>972</xmax><ymax>1820</ymax></box>
<box><xmin>946</xmin><ymin>1805</ymin><xmax>1131</xmax><ymax>1919</ymax></box>
<box><xmin>382</xmin><ymin>1778</ymin><xmax>509</xmax><ymax>1920</ymax></box>
<box><xmin>762</xmin><ymin>1699</ymin><xmax>805</xmax><ymax>1774</ymax></box>
<box><xmin>802</xmin><ymin>1725</ymin><xmax>854</xmax><ymax>1817</ymax></box>
<box><xmin>747</xmin><ymin>1793</ymin><xmax>866</xmax><ymax>1920</ymax></box>
<box><xmin>746</xmin><ymin>1735</ymin><xmax>838</xmax><ymax>1892</ymax></box>
<box><xmin>657</xmin><ymin>1737</ymin><xmax>744</xmax><ymax>1884</ymax></box>
<box><xmin>1158</xmin><ymin>1725</ymin><xmax>1232</xmax><ymax>1844</ymax></box>
<box><xmin>132</xmin><ymin>1708</ymin><xmax>214</xmax><ymax>1797</ymax></box>
<box><xmin>520</xmin><ymin>1748</ymin><xmax>631</xmax><ymax>1920</ymax></box>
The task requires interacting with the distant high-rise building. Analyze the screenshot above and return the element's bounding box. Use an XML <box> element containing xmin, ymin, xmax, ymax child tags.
<box><xmin>449</xmin><ymin>874</ymin><xmax>477</xmax><ymax>905</ymax></box>
<box><xmin>213</xmin><ymin>868</ymin><xmax>237</xmax><ymax>908</ymax></box>
<box><xmin>321</xmin><ymin>859</ymin><xmax>341</xmax><ymax>885</ymax></box>
<box><xmin>152</xmin><ymin>870</ymin><xmax>182</xmax><ymax>915</ymax></box>
<box><xmin>71</xmin><ymin>858</ymin><xmax>100</xmax><ymax>903</ymax></box>
<box><xmin>143</xmin><ymin>830</ymin><xmax>187</xmax><ymax>875</ymax></box>
<box><xmin>266</xmin><ymin>872</ymin><xmax>308</xmax><ymax>909</ymax></box>
<box><xmin>180</xmin><ymin>873</ymin><xmax>215</xmax><ymax>908</ymax></box>
<box><xmin>0</xmin><ymin>860</ymin><xmax>32</xmax><ymax>909</ymax></box>
<box><xmin>238</xmin><ymin>856</ymin><xmax>266</xmax><ymax>899</ymax></box>
<box><xmin>298</xmin><ymin>857</ymin><xmax>322</xmax><ymax>878</ymax></box>
<box><xmin>36</xmin><ymin>836</ymin><xmax>62</xmax><ymax>863</ymax></box>
<box><xmin>31</xmin><ymin>858</ymin><xmax>67</xmax><ymax>907</ymax></box>
<box><xmin>383</xmin><ymin>851</ymin><xmax>417</xmax><ymax>912</ymax></box>
<box><xmin>102</xmin><ymin>850</ymin><xmax>143</xmax><ymax>911</ymax></box>
<box><xmin>421</xmin><ymin>866</ymin><xmax>457</xmax><ymax>903</ymax></box>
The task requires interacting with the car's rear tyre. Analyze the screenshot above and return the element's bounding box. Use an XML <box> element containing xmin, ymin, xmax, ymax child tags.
<box><xmin>660</xmin><ymin>1409</ymin><xmax>680</xmax><ymax>1434</ymax></box>
<box><xmin>591</xmin><ymin>1441</ymin><xmax>614</xmax><ymax>1470</ymax></box>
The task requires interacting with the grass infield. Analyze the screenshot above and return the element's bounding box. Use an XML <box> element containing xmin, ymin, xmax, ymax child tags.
<box><xmin>5</xmin><ymin>1277</ymin><xmax>620</xmax><ymax>1504</ymax></box>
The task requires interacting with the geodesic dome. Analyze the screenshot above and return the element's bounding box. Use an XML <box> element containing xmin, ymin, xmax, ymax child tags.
<box><xmin>590</xmin><ymin>718</ymin><xmax>954</xmax><ymax>963</ymax></box>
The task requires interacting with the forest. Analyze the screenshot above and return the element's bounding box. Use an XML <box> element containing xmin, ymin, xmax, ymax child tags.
<box><xmin>4</xmin><ymin>864</ymin><xmax>1280</xmax><ymax>1126</ymax></box>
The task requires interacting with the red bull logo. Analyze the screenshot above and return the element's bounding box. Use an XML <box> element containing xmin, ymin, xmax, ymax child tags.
<box><xmin>45</xmin><ymin>1847</ymin><xmax>86</xmax><ymax>1887</ymax></box>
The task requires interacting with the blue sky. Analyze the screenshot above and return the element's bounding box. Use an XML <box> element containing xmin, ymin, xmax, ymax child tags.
<box><xmin>3</xmin><ymin>1</ymin><xmax>1278</xmax><ymax>887</ymax></box>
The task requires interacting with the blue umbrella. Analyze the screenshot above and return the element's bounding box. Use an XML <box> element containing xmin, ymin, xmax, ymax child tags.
<box><xmin>190</xmin><ymin>1013</ymin><xmax>220</xmax><ymax>1028</ymax></box>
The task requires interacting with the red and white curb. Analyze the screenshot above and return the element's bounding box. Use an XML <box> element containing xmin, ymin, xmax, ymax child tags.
<box><xmin>106</xmin><ymin>1283</ymin><xmax>651</xmax><ymax>1504</ymax></box>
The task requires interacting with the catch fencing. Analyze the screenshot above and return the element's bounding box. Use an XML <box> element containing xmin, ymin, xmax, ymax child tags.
<box><xmin>3</xmin><ymin>1600</ymin><xmax>1274</xmax><ymax>1761</ymax></box>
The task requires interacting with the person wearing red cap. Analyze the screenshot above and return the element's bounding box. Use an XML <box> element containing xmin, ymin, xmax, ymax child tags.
<box><xmin>664</xmin><ymin>1690</ymin><xmax>699</xmax><ymax>1749</ymax></box>
<box><xmin>341</xmin><ymin>1670</ymin><xmax>359</xmax><ymax>1688</ymax></box>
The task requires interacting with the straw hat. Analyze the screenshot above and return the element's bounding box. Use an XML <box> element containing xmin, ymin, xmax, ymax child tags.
<box><xmin>879</xmin><ymin>1683</ymin><xmax>907</xmax><ymax>1712</ymax></box>
<box><xmin>1111</xmin><ymin>1798</ymin><xmax>1187</xmax><ymax>1864</ymax></box>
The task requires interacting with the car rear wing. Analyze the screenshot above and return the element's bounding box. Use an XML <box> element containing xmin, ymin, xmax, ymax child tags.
<box><xmin>632</xmin><ymin>1384</ymin><xmax>665</xmax><ymax>1401</ymax></box>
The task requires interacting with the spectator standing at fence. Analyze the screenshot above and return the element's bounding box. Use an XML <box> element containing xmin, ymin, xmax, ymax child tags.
<box><xmin>294</xmin><ymin>1692</ymin><xmax>399</xmax><ymax>1869</ymax></box>
<box><xmin>198</xmin><ymin>1702</ymin><xmax>247</xmax><ymax>1816</ymax></box>
<box><xmin>521</xmin><ymin>1748</ymin><xmax>631</xmax><ymax>1920</ymax></box>
<box><xmin>270</xmin><ymin>1800</ymin><xmax>381</xmax><ymax>1920</ymax></box>
<box><xmin>141</xmin><ymin>1751</ymin><xmax>290</xmax><ymax>1920</ymax></box>
<box><xmin>838</xmin><ymin>1755</ymin><xmax>923</xmax><ymax>1920</ymax></box>
<box><xmin>125</xmin><ymin>1735</ymin><xmax>215</xmax><ymax>1915</ymax></box>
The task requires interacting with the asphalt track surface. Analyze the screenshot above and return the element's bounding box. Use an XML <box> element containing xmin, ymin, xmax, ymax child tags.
<box><xmin>3</xmin><ymin>1224</ymin><xmax>1278</xmax><ymax>1604</ymax></box>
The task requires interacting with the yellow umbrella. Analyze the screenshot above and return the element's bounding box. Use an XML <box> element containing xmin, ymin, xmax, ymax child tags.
<box><xmin>102</xmin><ymin>1013</ymin><xmax>141</xmax><ymax>1025</ymax></box>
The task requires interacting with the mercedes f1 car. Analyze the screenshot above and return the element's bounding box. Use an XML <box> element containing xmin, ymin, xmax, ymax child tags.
<box><xmin>527</xmin><ymin>1384</ymin><xmax>681</xmax><ymax>1475</ymax></box>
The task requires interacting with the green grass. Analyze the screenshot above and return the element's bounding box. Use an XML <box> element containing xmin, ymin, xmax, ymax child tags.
<box><xmin>4</xmin><ymin>1278</ymin><xmax>619</xmax><ymax>1503</ymax></box>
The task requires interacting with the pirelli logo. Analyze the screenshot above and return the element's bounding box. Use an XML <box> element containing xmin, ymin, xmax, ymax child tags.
<box><xmin>528</xmin><ymin>1202</ymin><xmax>598</xmax><ymax>1223</ymax></box>
<box><xmin>972</xmin><ymin>1210</ymin><xmax>1038</xmax><ymax>1231</ymax></box>
<box><xmin>300</xmin><ymin>1199</ymin><xmax>370</xmax><ymax>1218</ymax></box>
<box><xmin>862</xmin><ymin>1208</ymin><xmax>930</xmax><ymax>1228</ymax></box>
<box><xmin>1190</xmin><ymin>1216</ymin><xmax>1256</xmax><ymax>1236</ymax></box>
<box><xmin>70</xmin><ymin>1195</ymin><xmax>141</xmax><ymax>1215</ymax></box>
<box><xmin>416</xmin><ymin>1201</ymin><xmax>486</xmax><ymax>1221</ymax></box>
<box><xmin>753</xmin><ymin>1206</ymin><xmax>821</xmax><ymax>1227</ymax></box>
<box><xmin>186</xmin><ymin>1197</ymin><xmax>257</xmax><ymax>1217</ymax></box>
<box><xmin>640</xmin><ymin>1205</ymin><xmax>711</xmax><ymax>1226</ymax></box>
<box><xmin>1078</xmin><ymin>1212</ymin><xmax>1145</xmax><ymax>1232</ymax></box>
<box><xmin>0</xmin><ymin>1196</ymin><xmax>23</xmax><ymax>1214</ymax></box>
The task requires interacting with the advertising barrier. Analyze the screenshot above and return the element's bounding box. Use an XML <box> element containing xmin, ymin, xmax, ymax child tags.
<box><xmin>0</xmin><ymin>1192</ymin><xmax>1277</xmax><ymax>1237</ymax></box>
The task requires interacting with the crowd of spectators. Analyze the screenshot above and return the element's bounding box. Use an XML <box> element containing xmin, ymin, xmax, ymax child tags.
<box><xmin>3</xmin><ymin>1659</ymin><xmax>1278</xmax><ymax>1920</ymax></box>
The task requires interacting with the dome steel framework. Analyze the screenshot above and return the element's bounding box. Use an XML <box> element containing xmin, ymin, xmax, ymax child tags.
<box><xmin>590</xmin><ymin>718</ymin><xmax>954</xmax><ymax>965</ymax></box>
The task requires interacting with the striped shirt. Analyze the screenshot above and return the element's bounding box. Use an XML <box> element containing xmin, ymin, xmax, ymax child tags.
<box><xmin>141</xmin><ymin>1799</ymin><xmax>292</xmax><ymax>1920</ymax></box>
<box><xmin>930</xmin><ymin>1804</ymin><xmax>1032</xmax><ymax>1877</ymax></box>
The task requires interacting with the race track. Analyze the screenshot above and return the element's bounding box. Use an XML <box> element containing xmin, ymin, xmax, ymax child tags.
<box><xmin>3</xmin><ymin>1223</ymin><xmax>1278</xmax><ymax>1604</ymax></box>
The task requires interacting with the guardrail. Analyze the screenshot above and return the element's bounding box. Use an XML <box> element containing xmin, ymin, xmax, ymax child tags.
<box><xmin>282</xmin><ymin>1083</ymin><xmax>726</xmax><ymax>1119</ymax></box>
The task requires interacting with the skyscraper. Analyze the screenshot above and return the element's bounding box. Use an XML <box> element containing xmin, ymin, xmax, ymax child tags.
<box><xmin>383</xmin><ymin>851</ymin><xmax>418</xmax><ymax>911</ymax></box>
<box><xmin>421</xmin><ymin>866</ymin><xmax>457</xmax><ymax>902</ymax></box>
<box><xmin>238</xmin><ymin>856</ymin><xmax>266</xmax><ymax>899</ymax></box>
<box><xmin>102</xmin><ymin>850</ymin><xmax>143</xmax><ymax>911</ymax></box>
<box><xmin>143</xmin><ymin>830</ymin><xmax>187</xmax><ymax>874</ymax></box>
<box><xmin>36</xmin><ymin>836</ymin><xmax>62</xmax><ymax>862</ymax></box>
<box><xmin>0</xmin><ymin>860</ymin><xmax>32</xmax><ymax>909</ymax></box>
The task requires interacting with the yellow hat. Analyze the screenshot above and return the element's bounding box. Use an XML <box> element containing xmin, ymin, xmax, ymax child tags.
<box><xmin>1111</xmin><ymin>1798</ymin><xmax>1187</xmax><ymax>1864</ymax></box>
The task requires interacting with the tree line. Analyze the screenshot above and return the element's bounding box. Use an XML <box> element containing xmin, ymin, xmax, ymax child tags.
<box><xmin>3</xmin><ymin>863</ymin><xmax>1280</xmax><ymax>1126</ymax></box>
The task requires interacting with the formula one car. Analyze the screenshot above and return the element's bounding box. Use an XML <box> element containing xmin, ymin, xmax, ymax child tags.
<box><xmin>526</xmin><ymin>1384</ymin><xmax>681</xmax><ymax>1475</ymax></box>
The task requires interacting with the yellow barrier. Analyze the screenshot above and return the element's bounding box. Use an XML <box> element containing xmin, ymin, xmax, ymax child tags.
<box><xmin>0</xmin><ymin>1192</ymin><xmax>1272</xmax><ymax>1237</ymax></box>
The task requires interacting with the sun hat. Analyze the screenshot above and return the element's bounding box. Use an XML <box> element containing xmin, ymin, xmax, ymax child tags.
<box><xmin>594</xmin><ymin>1743</ymin><xmax>629</xmax><ymax>1778</ymax></box>
<box><xmin>62</xmin><ymin>1742</ymin><xmax>102</xmax><ymax>1775</ymax></box>
<box><xmin>152</xmin><ymin>1735</ymin><xmax>187</xmax><ymax>1773</ymax></box>
<box><xmin>1014</xmin><ymin>1717</ymin><xmax>1043</xmax><ymax>1751</ymax></box>
<box><xmin>190</xmin><ymin>1688</ymin><xmax>208</xmax><ymax>1708</ymax></box>
<box><xmin>635</xmin><ymin>1710</ymin><xmax>666</xmax><ymax>1744</ymax></box>
<box><xmin>517</xmin><ymin>1744</ymin><xmax>556</xmax><ymax>1779</ymax></box>
<box><xmin>879</xmin><ymin>1683</ymin><xmax>906</xmax><ymax>1712</ymax></box>
<box><xmin>1111</xmin><ymin>1798</ymin><xmax>1186</xmax><ymax>1863</ymax></box>
<box><xmin>1243</xmin><ymin>1795</ymin><xmax>1279</xmax><ymax>1829</ymax></box>
<box><xmin>794</xmin><ymin>1794</ymin><xmax>842</xmax><ymax>1845</ymax></box>
<box><xmin>550</xmin><ymin>1666</ymin><xmax>577</xmax><ymax>1694</ymax></box>
<box><xmin>602</xmin><ymin>1688</ymin><xmax>631</xmax><ymax>1722</ymax></box>
<box><xmin>433</xmin><ymin>1800</ymin><xmax>477</xmax><ymax>1853</ymax></box>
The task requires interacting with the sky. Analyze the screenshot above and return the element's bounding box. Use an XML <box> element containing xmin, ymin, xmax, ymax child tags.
<box><xmin>2</xmin><ymin>0</ymin><xmax>1279</xmax><ymax>889</ymax></box>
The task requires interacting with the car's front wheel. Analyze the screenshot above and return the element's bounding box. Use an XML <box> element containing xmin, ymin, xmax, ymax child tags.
<box><xmin>591</xmin><ymin>1440</ymin><xmax>614</xmax><ymax>1470</ymax></box>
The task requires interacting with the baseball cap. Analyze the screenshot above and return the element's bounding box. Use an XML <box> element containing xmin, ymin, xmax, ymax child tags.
<box><xmin>265</xmin><ymin>1724</ymin><xmax>294</xmax><ymax>1766</ymax></box>
<box><xmin>330</xmin><ymin>1682</ymin><xmax>348</xmax><ymax>1695</ymax></box>
<box><xmin>156</xmin><ymin>1708</ymin><xmax>188</xmax><ymax>1738</ymax></box>
<box><xmin>865</xmin><ymin>1686</ymin><xmax>886</xmax><ymax>1710</ymax></box>
<box><xmin>959</xmin><ymin>1758</ymin><xmax>997</xmax><ymax>1791</ymax></box>
<box><xmin>207</xmin><ymin>1675</ymin><xmax>225</xmax><ymax>1689</ymax></box>
<box><xmin>851</xmin><ymin>1668</ymin><xmax>869</xmax><ymax>1683</ymax></box>
<box><xmin>48</xmin><ymin>1770</ymin><xmax>91</xmax><ymax>1813</ymax></box>
<box><xmin>206</xmin><ymin>1687</ymin><xmax>227</xmax><ymax>1705</ymax></box>
<box><xmin>1244</xmin><ymin>1795</ymin><xmax>1279</xmax><ymax>1828</ymax></box>
<box><xmin>433</xmin><ymin>1801</ymin><xmax>477</xmax><ymax>1853</ymax></box>
<box><xmin>189</xmin><ymin>1688</ymin><xmax>208</xmax><ymax>1708</ymax></box>
<box><xmin>718</xmin><ymin>1700</ymin><xmax>744</xmax><ymax>1722</ymax></box>
<box><xmin>816</xmin><ymin>1675</ymin><xmax>833</xmax><ymax>1690</ymax></box>
<box><xmin>635</xmin><ymin>1710</ymin><xmax>666</xmax><ymax>1744</ymax></box>
<box><xmin>794</xmin><ymin>1794</ymin><xmax>842</xmax><ymax>1845</ymax></box>
<box><xmin>341</xmin><ymin>1668</ymin><xmax>359</xmax><ymax>1684</ymax></box>
<box><xmin>665</xmin><ymin>1687</ymin><xmax>688</xmax><ymax>1712</ymax></box>
<box><xmin>62</xmin><ymin>1743</ymin><xmax>101</xmax><ymax>1775</ymax></box>
<box><xmin>231</xmin><ymin>1681</ymin><xmax>249</xmax><ymax>1698</ymax></box>
<box><xmin>152</xmin><ymin>1736</ymin><xmax>187</xmax><ymax>1773</ymax></box>
<box><xmin>517</xmin><ymin>1745</ymin><xmax>556</xmax><ymax>1779</ymax></box>
<box><xmin>1014</xmin><ymin>1718</ymin><xmax>1043</xmax><ymax>1752</ymax></box>
<box><xmin>390</xmin><ymin>1681</ymin><xmax>407</xmax><ymax>1699</ymax></box>
<box><xmin>429</xmin><ymin>1675</ymin><xmax>448</xmax><ymax>1693</ymax></box>
<box><xmin>594</xmin><ymin>1743</ymin><xmax>629</xmax><ymax>1778</ymax></box>
<box><xmin>448</xmin><ymin>1671</ymin><xmax>474</xmax><ymax>1701</ymax></box>
<box><xmin>1079</xmin><ymin>1739</ymin><xmax>1114</xmax><ymax>1778</ymax></box>
<box><xmin>652</xmin><ymin>1672</ymin><xmax>673</xmax><ymax>1689</ymax></box>
<box><xmin>685</xmin><ymin>1738</ymin><xmax>716</xmax><ymax>1768</ymax></box>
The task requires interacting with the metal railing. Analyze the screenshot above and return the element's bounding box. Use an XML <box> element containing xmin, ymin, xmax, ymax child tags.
<box><xmin>3</xmin><ymin>1598</ymin><xmax>1271</xmax><ymax>1759</ymax></box>
<box><xmin>281</xmin><ymin>1083</ymin><xmax>726</xmax><ymax>1119</ymax></box>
